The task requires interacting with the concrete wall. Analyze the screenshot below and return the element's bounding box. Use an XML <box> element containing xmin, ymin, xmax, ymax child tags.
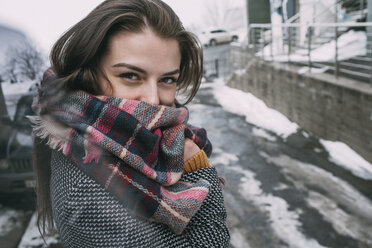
<box><xmin>227</xmin><ymin>59</ymin><xmax>372</xmax><ymax>163</ymax></box>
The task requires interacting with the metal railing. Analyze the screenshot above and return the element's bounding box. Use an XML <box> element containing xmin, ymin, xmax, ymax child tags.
<box><xmin>247</xmin><ymin>22</ymin><xmax>372</xmax><ymax>85</ymax></box>
<box><xmin>286</xmin><ymin>0</ymin><xmax>366</xmax><ymax>24</ymax></box>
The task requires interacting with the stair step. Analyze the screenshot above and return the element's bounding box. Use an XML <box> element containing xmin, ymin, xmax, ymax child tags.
<box><xmin>289</xmin><ymin>56</ymin><xmax>372</xmax><ymax>84</ymax></box>
<box><xmin>348</xmin><ymin>56</ymin><xmax>372</xmax><ymax>65</ymax></box>
<box><xmin>339</xmin><ymin>61</ymin><xmax>371</xmax><ymax>70</ymax></box>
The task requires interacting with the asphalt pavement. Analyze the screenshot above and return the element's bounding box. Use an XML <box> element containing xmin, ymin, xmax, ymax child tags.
<box><xmin>189</xmin><ymin>82</ymin><xmax>372</xmax><ymax>248</ymax></box>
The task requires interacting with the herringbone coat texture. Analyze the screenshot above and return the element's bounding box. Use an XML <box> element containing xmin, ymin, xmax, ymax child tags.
<box><xmin>50</xmin><ymin>150</ymin><xmax>230</xmax><ymax>247</ymax></box>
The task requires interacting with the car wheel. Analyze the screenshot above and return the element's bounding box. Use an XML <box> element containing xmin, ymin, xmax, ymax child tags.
<box><xmin>232</xmin><ymin>36</ymin><xmax>238</xmax><ymax>42</ymax></box>
<box><xmin>209</xmin><ymin>39</ymin><xmax>217</xmax><ymax>46</ymax></box>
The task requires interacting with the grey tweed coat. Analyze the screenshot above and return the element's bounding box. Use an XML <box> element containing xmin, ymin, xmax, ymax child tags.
<box><xmin>50</xmin><ymin>150</ymin><xmax>230</xmax><ymax>247</ymax></box>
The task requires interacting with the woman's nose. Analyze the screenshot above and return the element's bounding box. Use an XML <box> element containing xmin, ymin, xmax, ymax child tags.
<box><xmin>140</xmin><ymin>80</ymin><xmax>160</xmax><ymax>105</ymax></box>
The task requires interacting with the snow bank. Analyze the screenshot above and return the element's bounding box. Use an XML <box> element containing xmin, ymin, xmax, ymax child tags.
<box><xmin>211</xmin><ymin>79</ymin><xmax>298</xmax><ymax>138</ymax></box>
<box><xmin>260</xmin><ymin>30</ymin><xmax>366</xmax><ymax>62</ymax></box>
<box><xmin>209</xmin><ymin>80</ymin><xmax>372</xmax><ymax>181</ymax></box>
<box><xmin>320</xmin><ymin>140</ymin><xmax>372</xmax><ymax>181</ymax></box>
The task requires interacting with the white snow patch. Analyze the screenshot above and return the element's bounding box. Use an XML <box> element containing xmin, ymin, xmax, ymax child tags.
<box><xmin>301</xmin><ymin>131</ymin><xmax>310</xmax><ymax>138</ymax></box>
<box><xmin>259</xmin><ymin>151</ymin><xmax>372</xmax><ymax>244</ymax></box>
<box><xmin>234</xmin><ymin>69</ymin><xmax>246</xmax><ymax>76</ymax></box>
<box><xmin>273</xmin><ymin>183</ymin><xmax>289</xmax><ymax>191</ymax></box>
<box><xmin>229</xmin><ymin>166</ymin><xmax>326</xmax><ymax>248</ymax></box>
<box><xmin>211</xmin><ymin>80</ymin><xmax>298</xmax><ymax>138</ymax></box>
<box><xmin>0</xmin><ymin>208</ymin><xmax>24</xmax><ymax>236</ymax></box>
<box><xmin>310</xmin><ymin>30</ymin><xmax>366</xmax><ymax>62</ymax></box>
<box><xmin>320</xmin><ymin>139</ymin><xmax>372</xmax><ymax>181</ymax></box>
<box><xmin>18</xmin><ymin>212</ymin><xmax>59</xmax><ymax>248</ymax></box>
<box><xmin>1</xmin><ymin>81</ymin><xmax>36</xmax><ymax>96</ymax></box>
<box><xmin>188</xmin><ymin>103</ymin><xmax>206</xmax><ymax>111</ymax></box>
<box><xmin>307</xmin><ymin>191</ymin><xmax>372</xmax><ymax>244</ymax></box>
<box><xmin>212</xmin><ymin>147</ymin><xmax>239</xmax><ymax>165</ymax></box>
<box><xmin>252</xmin><ymin>127</ymin><xmax>277</xmax><ymax>142</ymax></box>
<box><xmin>199</xmin><ymin>81</ymin><xmax>216</xmax><ymax>89</ymax></box>
<box><xmin>314</xmin><ymin>148</ymin><xmax>323</xmax><ymax>153</ymax></box>
<box><xmin>261</xmin><ymin>30</ymin><xmax>366</xmax><ymax>62</ymax></box>
<box><xmin>211</xmin><ymin>80</ymin><xmax>372</xmax><ymax>181</ymax></box>
<box><xmin>230</xmin><ymin>228</ymin><xmax>251</xmax><ymax>248</ymax></box>
<box><xmin>298</xmin><ymin>66</ymin><xmax>331</xmax><ymax>74</ymax></box>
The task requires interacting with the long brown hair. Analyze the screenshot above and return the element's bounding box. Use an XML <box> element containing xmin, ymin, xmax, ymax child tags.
<box><xmin>35</xmin><ymin>0</ymin><xmax>203</xmax><ymax>237</ymax></box>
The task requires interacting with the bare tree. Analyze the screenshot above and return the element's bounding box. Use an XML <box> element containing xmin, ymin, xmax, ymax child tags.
<box><xmin>3</xmin><ymin>56</ymin><xmax>18</xmax><ymax>83</ymax></box>
<box><xmin>202</xmin><ymin>0</ymin><xmax>232</xmax><ymax>28</ymax></box>
<box><xmin>2</xmin><ymin>41</ymin><xmax>46</xmax><ymax>83</ymax></box>
<box><xmin>0</xmin><ymin>41</ymin><xmax>46</xmax><ymax>130</ymax></box>
<box><xmin>15</xmin><ymin>42</ymin><xmax>45</xmax><ymax>81</ymax></box>
<box><xmin>201</xmin><ymin>0</ymin><xmax>247</xmax><ymax>31</ymax></box>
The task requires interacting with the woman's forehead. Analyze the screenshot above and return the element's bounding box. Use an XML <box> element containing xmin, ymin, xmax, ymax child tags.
<box><xmin>102</xmin><ymin>29</ymin><xmax>181</xmax><ymax>73</ymax></box>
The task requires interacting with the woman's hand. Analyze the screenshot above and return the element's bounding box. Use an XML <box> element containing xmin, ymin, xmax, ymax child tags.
<box><xmin>184</xmin><ymin>138</ymin><xmax>200</xmax><ymax>162</ymax></box>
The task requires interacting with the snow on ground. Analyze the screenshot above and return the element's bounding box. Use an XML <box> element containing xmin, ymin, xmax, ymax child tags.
<box><xmin>252</xmin><ymin>127</ymin><xmax>277</xmax><ymax>142</ymax></box>
<box><xmin>227</xmin><ymin>164</ymin><xmax>326</xmax><ymax>248</ymax></box>
<box><xmin>1</xmin><ymin>80</ymin><xmax>37</xmax><ymax>118</ymax></box>
<box><xmin>1</xmin><ymin>81</ymin><xmax>36</xmax><ymax>96</ymax></box>
<box><xmin>212</xmin><ymin>147</ymin><xmax>240</xmax><ymax>165</ymax></box>
<box><xmin>211</xmin><ymin>79</ymin><xmax>298</xmax><ymax>138</ymax></box>
<box><xmin>18</xmin><ymin>212</ymin><xmax>59</xmax><ymax>248</ymax></box>
<box><xmin>259</xmin><ymin>30</ymin><xmax>366</xmax><ymax>62</ymax></box>
<box><xmin>207</xmin><ymin>80</ymin><xmax>372</xmax><ymax>181</ymax></box>
<box><xmin>0</xmin><ymin>206</ymin><xmax>24</xmax><ymax>236</ymax></box>
<box><xmin>230</xmin><ymin>228</ymin><xmax>251</xmax><ymax>248</ymax></box>
<box><xmin>320</xmin><ymin>140</ymin><xmax>372</xmax><ymax>181</ymax></box>
<box><xmin>260</xmin><ymin>151</ymin><xmax>372</xmax><ymax>245</ymax></box>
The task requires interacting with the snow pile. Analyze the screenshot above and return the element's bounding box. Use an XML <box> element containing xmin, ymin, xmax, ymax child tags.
<box><xmin>309</xmin><ymin>30</ymin><xmax>366</xmax><ymax>61</ymax></box>
<box><xmin>211</xmin><ymin>80</ymin><xmax>298</xmax><ymax>138</ymax></box>
<box><xmin>260</xmin><ymin>30</ymin><xmax>366</xmax><ymax>62</ymax></box>
<box><xmin>320</xmin><ymin>140</ymin><xmax>372</xmax><ymax>181</ymax></box>
<box><xmin>209</xmin><ymin>80</ymin><xmax>372</xmax><ymax>181</ymax></box>
<box><xmin>18</xmin><ymin>212</ymin><xmax>60</xmax><ymax>248</ymax></box>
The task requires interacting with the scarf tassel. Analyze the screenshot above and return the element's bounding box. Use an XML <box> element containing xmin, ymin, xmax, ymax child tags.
<box><xmin>27</xmin><ymin>115</ymin><xmax>71</xmax><ymax>154</ymax></box>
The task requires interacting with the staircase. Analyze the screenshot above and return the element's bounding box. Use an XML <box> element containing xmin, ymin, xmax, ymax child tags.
<box><xmin>294</xmin><ymin>0</ymin><xmax>371</xmax><ymax>83</ymax></box>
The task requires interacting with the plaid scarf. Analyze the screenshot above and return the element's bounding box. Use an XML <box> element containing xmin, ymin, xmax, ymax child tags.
<box><xmin>30</xmin><ymin>73</ymin><xmax>212</xmax><ymax>234</ymax></box>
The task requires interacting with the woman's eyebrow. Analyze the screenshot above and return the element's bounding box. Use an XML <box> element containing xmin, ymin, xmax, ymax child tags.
<box><xmin>112</xmin><ymin>63</ymin><xmax>146</xmax><ymax>74</ymax></box>
<box><xmin>162</xmin><ymin>69</ymin><xmax>180</xmax><ymax>76</ymax></box>
<box><xmin>112</xmin><ymin>62</ymin><xmax>179</xmax><ymax>76</ymax></box>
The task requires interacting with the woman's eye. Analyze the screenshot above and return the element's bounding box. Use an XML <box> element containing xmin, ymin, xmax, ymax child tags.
<box><xmin>160</xmin><ymin>77</ymin><xmax>177</xmax><ymax>84</ymax></box>
<box><xmin>120</xmin><ymin>73</ymin><xmax>139</xmax><ymax>80</ymax></box>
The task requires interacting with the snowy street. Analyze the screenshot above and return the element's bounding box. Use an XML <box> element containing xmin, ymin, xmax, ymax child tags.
<box><xmin>190</xmin><ymin>82</ymin><xmax>372</xmax><ymax>248</ymax></box>
<box><xmin>0</xmin><ymin>80</ymin><xmax>372</xmax><ymax>247</ymax></box>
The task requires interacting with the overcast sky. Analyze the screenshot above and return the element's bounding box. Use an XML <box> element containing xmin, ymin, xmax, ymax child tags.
<box><xmin>0</xmin><ymin>0</ymin><xmax>208</xmax><ymax>53</ymax></box>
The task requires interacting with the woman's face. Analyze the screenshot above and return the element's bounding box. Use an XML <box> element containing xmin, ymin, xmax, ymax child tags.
<box><xmin>99</xmin><ymin>28</ymin><xmax>181</xmax><ymax>106</ymax></box>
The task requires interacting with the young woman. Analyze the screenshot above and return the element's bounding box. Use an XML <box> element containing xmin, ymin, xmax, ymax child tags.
<box><xmin>31</xmin><ymin>0</ymin><xmax>229</xmax><ymax>247</ymax></box>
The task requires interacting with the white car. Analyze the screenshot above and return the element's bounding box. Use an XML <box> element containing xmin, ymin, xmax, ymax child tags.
<box><xmin>199</xmin><ymin>29</ymin><xmax>238</xmax><ymax>46</ymax></box>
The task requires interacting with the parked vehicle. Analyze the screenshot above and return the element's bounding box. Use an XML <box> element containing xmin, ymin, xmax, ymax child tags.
<box><xmin>0</xmin><ymin>93</ymin><xmax>35</xmax><ymax>193</ymax></box>
<box><xmin>199</xmin><ymin>28</ymin><xmax>239</xmax><ymax>47</ymax></box>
